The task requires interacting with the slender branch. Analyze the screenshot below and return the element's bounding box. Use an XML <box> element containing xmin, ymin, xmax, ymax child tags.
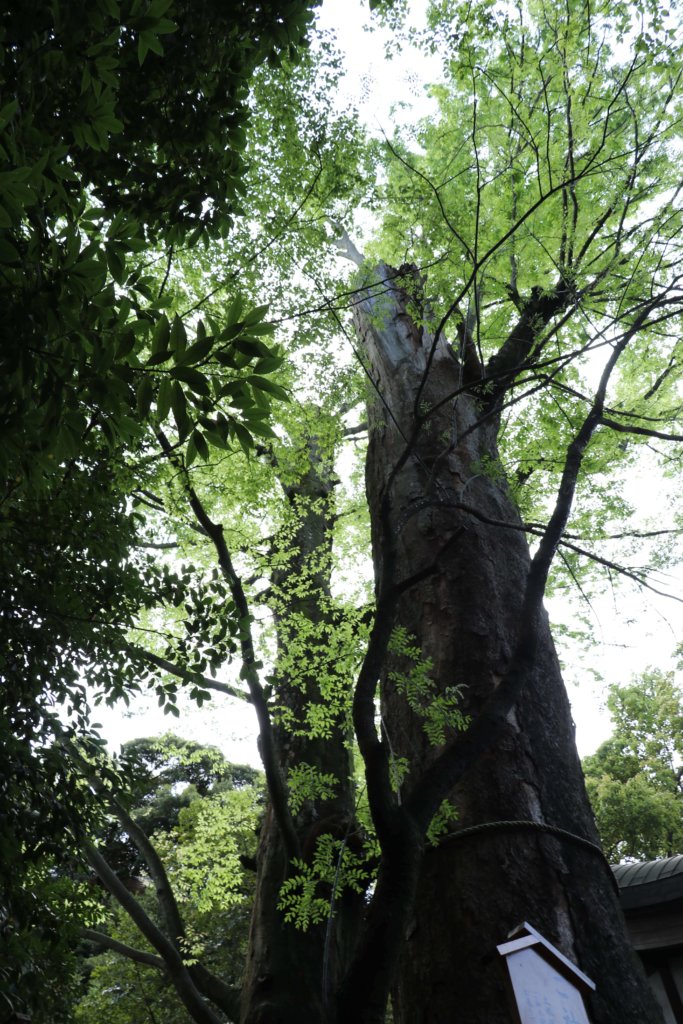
<box><xmin>124</xmin><ymin>642</ymin><xmax>249</xmax><ymax>701</ymax></box>
<box><xmin>136</xmin><ymin>541</ymin><xmax>181</xmax><ymax>550</ymax></box>
<box><xmin>381</xmin><ymin>135</ymin><xmax>474</xmax><ymax>262</ymax></box>
<box><xmin>80</xmin><ymin>927</ymin><xmax>165</xmax><ymax>971</ymax></box>
<box><xmin>65</xmin><ymin>735</ymin><xmax>241</xmax><ymax>1019</ymax></box>
<box><xmin>81</xmin><ymin>842</ymin><xmax>223</xmax><ymax>1024</ymax></box>
<box><xmin>59</xmin><ymin>733</ymin><xmax>189</xmax><ymax>953</ymax></box>
<box><xmin>599</xmin><ymin>416</ymin><xmax>683</xmax><ymax>443</ymax></box>
<box><xmin>641</xmin><ymin>354</ymin><xmax>677</xmax><ymax>402</ymax></box>
<box><xmin>109</xmin><ymin>794</ymin><xmax>186</xmax><ymax>945</ymax></box>
<box><xmin>412</xmin><ymin>155</ymin><xmax>630</xmax><ymax>414</ymax></box>
<box><xmin>556</xmin><ymin>537</ymin><xmax>683</xmax><ymax>604</ymax></box>
<box><xmin>158</xmin><ymin>244</ymin><xmax>174</xmax><ymax>299</ymax></box>
<box><xmin>156</xmin><ymin>429</ymin><xmax>301</xmax><ymax>862</ymax></box>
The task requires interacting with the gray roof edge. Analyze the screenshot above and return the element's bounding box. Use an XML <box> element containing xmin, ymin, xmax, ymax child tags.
<box><xmin>613</xmin><ymin>856</ymin><xmax>683</xmax><ymax>910</ymax></box>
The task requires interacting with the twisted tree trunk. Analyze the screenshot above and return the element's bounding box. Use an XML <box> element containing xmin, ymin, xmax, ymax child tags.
<box><xmin>353</xmin><ymin>264</ymin><xmax>662</xmax><ymax>1024</ymax></box>
<box><xmin>240</xmin><ymin>433</ymin><xmax>361</xmax><ymax>1024</ymax></box>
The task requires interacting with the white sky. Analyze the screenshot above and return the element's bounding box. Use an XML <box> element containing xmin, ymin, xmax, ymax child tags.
<box><xmin>96</xmin><ymin>0</ymin><xmax>682</xmax><ymax>764</ymax></box>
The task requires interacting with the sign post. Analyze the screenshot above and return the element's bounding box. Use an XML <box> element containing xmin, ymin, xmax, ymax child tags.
<box><xmin>497</xmin><ymin>922</ymin><xmax>595</xmax><ymax>1024</ymax></box>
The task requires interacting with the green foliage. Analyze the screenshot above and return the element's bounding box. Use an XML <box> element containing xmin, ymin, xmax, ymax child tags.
<box><xmin>99</xmin><ymin>734</ymin><xmax>261</xmax><ymax>880</ymax></box>
<box><xmin>288</xmin><ymin>763</ymin><xmax>339</xmax><ymax>814</ymax></box>
<box><xmin>121</xmin><ymin>733</ymin><xmax>260</xmax><ymax>798</ymax></box>
<box><xmin>586</xmin><ymin>774</ymin><xmax>683</xmax><ymax>863</ymax></box>
<box><xmin>162</xmin><ymin>784</ymin><xmax>261</xmax><ymax>914</ymax></box>
<box><xmin>74</xmin><ymin>740</ymin><xmax>263</xmax><ymax>1022</ymax></box>
<box><xmin>0</xmin><ymin>0</ymin><xmax>314</xmax><ymax>487</ymax></box>
<box><xmin>583</xmin><ymin>671</ymin><xmax>683</xmax><ymax>861</ymax></box>
<box><xmin>278</xmin><ymin>834</ymin><xmax>373</xmax><ymax>930</ymax></box>
<box><xmin>388</xmin><ymin>626</ymin><xmax>469</xmax><ymax>745</ymax></box>
<box><xmin>0</xmin><ymin>863</ymin><xmax>91</xmax><ymax>1024</ymax></box>
<box><xmin>425</xmin><ymin>800</ymin><xmax>459</xmax><ymax>847</ymax></box>
<box><xmin>4</xmin><ymin>0</ymin><xmax>683</xmax><ymax>1017</ymax></box>
<box><xmin>0</xmin><ymin>1</ymin><xmax>324</xmax><ymax>1008</ymax></box>
<box><xmin>76</xmin><ymin>942</ymin><xmax>191</xmax><ymax>1024</ymax></box>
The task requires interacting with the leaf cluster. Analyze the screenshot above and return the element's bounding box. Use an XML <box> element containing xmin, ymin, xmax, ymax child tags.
<box><xmin>388</xmin><ymin>626</ymin><xmax>469</xmax><ymax>746</ymax></box>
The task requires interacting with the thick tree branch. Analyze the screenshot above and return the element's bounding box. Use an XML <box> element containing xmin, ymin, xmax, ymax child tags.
<box><xmin>484</xmin><ymin>280</ymin><xmax>575</xmax><ymax>405</ymax></box>
<box><xmin>188</xmin><ymin>965</ymin><xmax>242</xmax><ymax>1024</ymax></box>
<box><xmin>343</xmin><ymin>421</ymin><xmax>368</xmax><ymax>437</ymax></box>
<box><xmin>330</xmin><ymin>222</ymin><xmax>365</xmax><ymax>267</ymax></box>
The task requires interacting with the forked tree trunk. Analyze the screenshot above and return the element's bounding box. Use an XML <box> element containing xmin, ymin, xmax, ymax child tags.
<box><xmin>240</xmin><ymin>435</ymin><xmax>361</xmax><ymax>1024</ymax></box>
<box><xmin>354</xmin><ymin>265</ymin><xmax>662</xmax><ymax>1024</ymax></box>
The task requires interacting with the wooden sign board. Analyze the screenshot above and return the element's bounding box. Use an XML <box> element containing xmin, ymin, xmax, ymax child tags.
<box><xmin>497</xmin><ymin>922</ymin><xmax>595</xmax><ymax>1024</ymax></box>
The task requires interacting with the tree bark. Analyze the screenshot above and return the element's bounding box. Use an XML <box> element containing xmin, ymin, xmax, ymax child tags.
<box><xmin>240</xmin><ymin>432</ymin><xmax>362</xmax><ymax>1024</ymax></box>
<box><xmin>354</xmin><ymin>264</ymin><xmax>663</xmax><ymax>1024</ymax></box>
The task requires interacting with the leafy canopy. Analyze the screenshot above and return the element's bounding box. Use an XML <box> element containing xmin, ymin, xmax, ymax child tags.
<box><xmin>583</xmin><ymin>671</ymin><xmax>683</xmax><ymax>861</ymax></box>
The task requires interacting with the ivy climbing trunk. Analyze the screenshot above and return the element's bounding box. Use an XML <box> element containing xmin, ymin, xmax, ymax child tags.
<box><xmin>240</xmin><ymin>432</ymin><xmax>361</xmax><ymax>1024</ymax></box>
<box><xmin>353</xmin><ymin>265</ymin><xmax>662</xmax><ymax>1024</ymax></box>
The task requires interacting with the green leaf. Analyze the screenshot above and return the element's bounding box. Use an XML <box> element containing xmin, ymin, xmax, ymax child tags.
<box><xmin>215</xmin><ymin>350</ymin><xmax>239</xmax><ymax>368</ymax></box>
<box><xmin>138</xmin><ymin>30</ymin><xmax>163</xmax><ymax>65</ymax></box>
<box><xmin>170</xmin><ymin>315</ymin><xmax>187</xmax><ymax>355</ymax></box>
<box><xmin>171</xmin><ymin>381</ymin><xmax>191</xmax><ymax>440</ymax></box>
<box><xmin>219</xmin><ymin>322</ymin><xmax>245</xmax><ymax>343</ymax></box>
<box><xmin>243</xmin><ymin>304</ymin><xmax>269</xmax><ymax>326</ymax></box>
<box><xmin>185</xmin><ymin>431</ymin><xmax>198</xmax><ymax>467</ymax></box>
<box><xmin>136</xmin><ymin>375</ymin><xmax>154</xmax><ymax>418</ymax></box>
<box><xmin>171</xmin><ymin>366</ymin><xmax>211</xmax><ymax>396</ymax></box>
<box><xmin>234</xmin><ymin>338</ymin><xmax>263</xmax><ymax>360</ymax></box>
<box><xmin>233</xmin><ymin>421</ymin><xmax>253</xmax><ymax>455</ymax></box>
<box><xmin>156</xmin><ymin>377</ymin><xmax>173</xmax><ymax>421</ymax></box>
<box><xmin>192</xmin><ymin>429</ymin><xmax>210</xmax><ymax>461</ymax></box>
<box><xmin>146</xmin><ymin>349</ymin><xmax>173</xmax><ymax>366</ymax></box>
<box><xmin>247</xmin><ymin>420</ymin><xmax>277</xmax><ymax>440</ymax></box>
<box><xmin>226</xmin><ymin>294</ymin><xmax>244</xmax><ymax>324</ymax></box>
<box><xmin>152</xmin><ymin>314</ymin><xmax>171</xmax><ymax>354</ymax></box>
<box><xmin>248</xmin><ymin>375</ymin><xmax>289</xmax><ymax>401</ymax></box>
<box><xmin>0</xmin><ymin>99</ymin><xmax>18</xmax><ymax>129</ymax></box>
<box><xmin>130</xmin><ymin>318</ymin><xmax>153</xmax><ymax>338</ymax></box>
<box><xmin>203</xmin><ymin>429</ymin><xmax>230</xmax><ymax>450</ymax></box>
<box><xmin>106</xmin><ymin>245</ymin><xmax>126</xmax><ymax>283</ymax></box>
<box><xmin>253</xmin><ymin>355</ymin><xmax>285</xmax><ymax>374</ymax></box>
<box><xmin>0</xmin><ymin>237</ymin><xmax>20</xmax><ymax>264</ymax></box>
<box><xmin>246</xmin><ymin>322</ymin><xmax>276</xmax><ymax>336</ymax></box>
<box><xmin>116</xmin><ymin>329</ymin><xmax>137</xmax><ymax>359</ymax></box>
<box><xmin>223</xmin><ymin>391</ymin><xmax>254</xmax><ymax>410</ymax></box>
<box><xmin>176</xmin><ymin>336</ymin><xmax>214</xmax><ymax>365</ymax></box>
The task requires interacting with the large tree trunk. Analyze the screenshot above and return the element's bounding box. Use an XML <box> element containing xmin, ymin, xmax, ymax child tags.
<box><xmin>354</xmin><ymin>265</ymin><xmax>662</xmax><ymax>1024</ymax></box>
<box><xmin>240</xmin><ymin>433</ymin><xmax>362</xmax><ymax>1024</ymax></box>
